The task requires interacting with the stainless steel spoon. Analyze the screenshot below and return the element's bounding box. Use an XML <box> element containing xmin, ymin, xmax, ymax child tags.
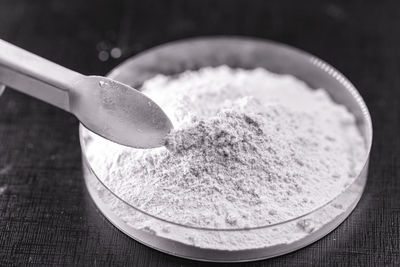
<box><xmin>0</xmin><ymin>39</ymin><xmax>173</xmax><ymax>148</ymax></box>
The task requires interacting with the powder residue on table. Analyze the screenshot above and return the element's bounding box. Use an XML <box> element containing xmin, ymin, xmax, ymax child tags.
<box><xmin>85</xmin><ymin>66</ymin><xmax>366</xmax><ymax>236</ymax></box>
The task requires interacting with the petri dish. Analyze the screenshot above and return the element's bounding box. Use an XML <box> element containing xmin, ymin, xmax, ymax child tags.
<box><xmin>79</xmin><ymin>37</ymin><xmax>372</xmax><ymax>262</ymax></box>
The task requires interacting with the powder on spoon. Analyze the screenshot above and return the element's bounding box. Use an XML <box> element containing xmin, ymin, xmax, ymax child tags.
<box><xmin>84</xmin><ymin>66</ymin><xmax>366</xmax><ymax>249</ymax></box>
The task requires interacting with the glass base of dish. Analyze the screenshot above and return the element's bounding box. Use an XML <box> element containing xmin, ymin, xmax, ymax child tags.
<box><xmin>82</xmin><ymin>154</ymin><xmax>367</xmax><ymax>262</ymax></box>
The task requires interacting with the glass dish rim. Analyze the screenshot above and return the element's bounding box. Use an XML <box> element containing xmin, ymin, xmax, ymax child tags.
<box><xmin>79</xmin><ymin>36</ymin><xmax>373</xmax><ymax>232</ymax></box>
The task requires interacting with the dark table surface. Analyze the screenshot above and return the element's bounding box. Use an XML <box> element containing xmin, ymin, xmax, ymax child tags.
<box><xmin>0</xmin><ymin>0</ymin><xmax>399</xmax><ymax>266</ymax></box>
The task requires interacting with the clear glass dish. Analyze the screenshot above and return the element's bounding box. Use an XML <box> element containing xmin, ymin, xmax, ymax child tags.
<box><xmin>79</xmin><ymin>37</ymin><xmax>372</xmax><ymax>262</ymax></box>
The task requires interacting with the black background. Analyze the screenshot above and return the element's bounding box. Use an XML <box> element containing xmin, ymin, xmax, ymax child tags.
<box><xmin>0</xmin><ymin>0</ymin><xmax>399</xmax><ymax>266</ymax></box>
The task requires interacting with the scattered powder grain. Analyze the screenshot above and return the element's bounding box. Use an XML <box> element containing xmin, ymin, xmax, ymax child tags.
<box><xmin>84</xmin><ymin>66</ymin><xmax>366</xmax><ymax>250</ymax></box>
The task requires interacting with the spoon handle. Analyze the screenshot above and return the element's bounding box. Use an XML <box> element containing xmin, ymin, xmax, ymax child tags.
<box><xmin>0</xmin><ymin>39</ymin><xmax>82</xmax><ymax>111</ymax></box>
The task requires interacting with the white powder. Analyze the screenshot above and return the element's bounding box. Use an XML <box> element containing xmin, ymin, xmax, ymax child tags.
<box><xmin>84</xmin><ymin>66</ymin><xmax>366</xmax><ymax>250</ymax></box>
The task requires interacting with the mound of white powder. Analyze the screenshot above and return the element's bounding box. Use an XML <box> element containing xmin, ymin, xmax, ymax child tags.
<box><xmin>84</xmin><ymin>66</ymin><xmax>366</xmax><ymax>249</ymax></box>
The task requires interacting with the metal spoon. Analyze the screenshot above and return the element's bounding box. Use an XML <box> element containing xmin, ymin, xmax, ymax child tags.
<box><xmin>0</xmin><ymin>39</ymin><xmax>173</xmax><ymax>148</ymax></box>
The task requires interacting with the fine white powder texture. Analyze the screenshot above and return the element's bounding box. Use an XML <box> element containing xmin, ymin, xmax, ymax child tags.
<box><xmin>84</xmin><ymin>66</ymin><xmax>366</xmax><ymax>249</ymax></box>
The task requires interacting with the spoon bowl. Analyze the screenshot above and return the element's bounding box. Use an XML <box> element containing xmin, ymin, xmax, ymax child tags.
<box><xmin>70</xmin><ymin>76</ymin><xmax>173</xmax><ymax>148</ymax></box>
